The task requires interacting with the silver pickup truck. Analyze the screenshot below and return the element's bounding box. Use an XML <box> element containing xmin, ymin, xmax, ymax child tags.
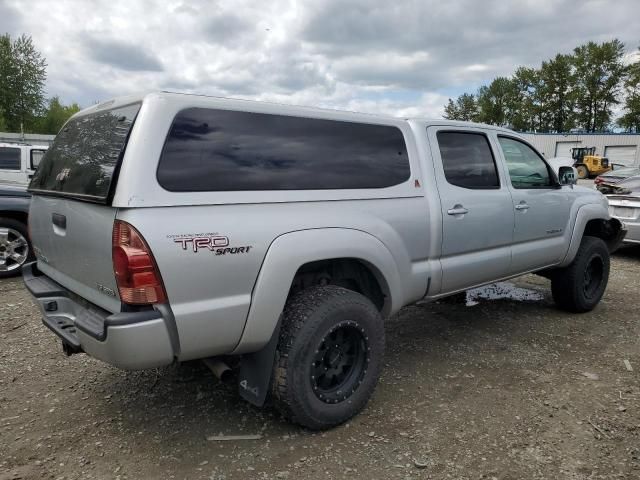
<box><xmin>23</xmin><ymin>92</ymin><xmax>625</xmax><ymax>429</ymax></box>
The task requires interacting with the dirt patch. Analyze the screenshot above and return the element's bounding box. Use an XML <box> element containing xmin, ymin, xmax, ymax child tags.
<box><xmin>1</xmin><ymin>247</ymin><xmax>639</xmax><ymax>479</ymax></box>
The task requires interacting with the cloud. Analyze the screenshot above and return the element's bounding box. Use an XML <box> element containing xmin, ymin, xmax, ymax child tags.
<box><xmin>0</xmin><ymin>3</ymin><xmax>21</xmax><ymax>37</ymax></box>
<box><xmin>83</xmin><ymin>36</ymin><xmax>164</xmax><ymax>72</ymax></box>
<box><xmin>203</xmin><ymin>13</ymin><xmax>252</xmax><ymax>42</ymax></box>
<box><xmin>0</xmin><ymin>0</ymin><xmax>638</xmax><ymax>118</ymax></box>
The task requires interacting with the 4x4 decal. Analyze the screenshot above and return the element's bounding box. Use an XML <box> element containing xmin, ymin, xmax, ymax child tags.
<box><xmin>170</xmin><ymin>234</ymin><xmax>252</xmax><ymax>255</ymax></box>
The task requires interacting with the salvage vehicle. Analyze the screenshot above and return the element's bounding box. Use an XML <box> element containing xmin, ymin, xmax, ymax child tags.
<box><xmin>595</xmin><ymin>166</ymin><xmax>640</xmax><ymax>193</ymax></box>
<box><xmin>0</xmin><ymin>182</ymin><xmax>32</xmax><ymax>278</ymax></box>
<box><xmin>605</xmin><ymin>176</ymin><xmax>640</xmax><ymax>245</ymax></box>
<box><xmin>0</xmin><ymin>142</ymin><xmax>48</xmax><ymax>185</ymax></box>
<box><xmin>23</xmin><ymin>92</ymin><xmax>625</xmax><ymax>429</ymax></box>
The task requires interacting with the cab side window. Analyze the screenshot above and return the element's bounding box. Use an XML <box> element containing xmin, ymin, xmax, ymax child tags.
<box><xmin>0</xmin><ymin>147</ymin><xmax>21</xmax><ymax>170</ymax></box>
<box><xmin>498</xmin><ymin>137</ymin><xmax>553</xmax><ymax>189</ymax></box>
<box><xmin>30</xmin><ymin>149</ymin><xmax>46</xmax><ymax>170</ymax></box>
<box><xmin>436</xmin><ymin>131</ymin><xmax>500</xmax><ymax>189</ymax></box>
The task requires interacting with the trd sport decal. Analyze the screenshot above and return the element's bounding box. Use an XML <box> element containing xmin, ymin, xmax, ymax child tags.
<box><xmin>168</xmin><ymin>234</ymin><xmax>252</xmax><ymax>255</ymax></box>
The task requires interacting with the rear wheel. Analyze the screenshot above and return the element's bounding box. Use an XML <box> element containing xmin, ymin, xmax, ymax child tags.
<box><xmin>272</xmin><ymin>285</ymin><xmax>384</xmax><ymax>429</ymax></box>
<box><xmin>0</xmin><ymin>218</ymin><xmax>33</xmax><ymax>278</ymax></box>
<box><xmin>551</xmin><ymin>236</ymin><xmax>609</xmax><ymax>313</ymax></box>
<box><xmin>576</xmin><ymin>165</ymin><xmax>589</xmax><ymax>179</ymax></box>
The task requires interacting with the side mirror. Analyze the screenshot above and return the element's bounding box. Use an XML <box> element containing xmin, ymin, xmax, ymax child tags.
<box><xmin>558</xmin><ymin>166</ymin><xmax>578</xmax><ymax>186</ymax></box>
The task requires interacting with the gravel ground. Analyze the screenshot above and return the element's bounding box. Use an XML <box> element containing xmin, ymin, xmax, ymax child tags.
<box><xmin>1</xmin><ymin>247</ymin><xmax>639</xmax><ymax>480</ymax></box>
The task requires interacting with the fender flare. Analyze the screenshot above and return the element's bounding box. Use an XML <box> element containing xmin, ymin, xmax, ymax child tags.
<box><xmin>558</xmin><ymin>203</ymin><xmax>619</xmax><ymax>267</ymax></box>
<box><xmin>231</xmin><ymin>228</ymin><xmax>403</xmax><ymax>355</ymax></box>
<box><xmin>0</xmin><ymin>196</ymin><xmax>31</xmax><ymax>216</ymax></box>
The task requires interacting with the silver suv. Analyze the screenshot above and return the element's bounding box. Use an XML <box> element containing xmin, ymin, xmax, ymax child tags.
<box><xmin>24</xmin><ymin>92</ymin><xmax>625</xmax><ymax>429</ymax></box>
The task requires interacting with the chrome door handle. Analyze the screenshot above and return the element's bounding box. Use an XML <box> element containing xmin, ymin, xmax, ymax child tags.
<box><xmin>447</xmin><ymin>206</ymin><xmax>469</xmax><ymax>215</ymax></box>
<box><xmin>515</xmin><ymin>203</ymin><xmax>530</xmax><ymax>211</ymax></box>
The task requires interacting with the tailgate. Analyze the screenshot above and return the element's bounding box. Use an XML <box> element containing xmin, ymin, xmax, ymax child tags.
<box><xmin>29</xmin><ymin>195</ymin><xmax>120</xmax><ymax>312</ymax></box>
<box><xmin>25</xmin><ymin>102</ymin><xmax>142</xmax><ymax>313</ymax></box>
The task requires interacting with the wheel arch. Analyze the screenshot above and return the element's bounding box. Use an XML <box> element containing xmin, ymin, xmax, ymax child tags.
<box><xmin>558</xmin><ymin>204</ymin><xmax>625</xmax><ymax>267</ymax></box>
<box><xmin>288</xmin><ymin>257</ymin><xmax>389</xmax><ymax>312</ymax></box>
<box><xmin>231</xmin><ymin>228</ymin><xmax>403</xmax><ymax>355</ymax></box>
<box><xmin>0</xmin><ymin>210</ymin><xmax>28</xmax><ymax>225</ymax></box>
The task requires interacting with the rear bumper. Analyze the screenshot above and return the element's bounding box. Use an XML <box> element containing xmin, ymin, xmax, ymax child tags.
<box><xmin>622</xmin><ymin>221</ymin><xmax>640</xmax><ymax>244</ymax></box>
<box><xmin>23</xmin><ymin>262</ymin><xmax>176</xmax><ymax>370</ymax></box>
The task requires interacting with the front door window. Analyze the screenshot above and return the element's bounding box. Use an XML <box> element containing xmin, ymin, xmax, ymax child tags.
<box><xmin>498</xmin><ymin>137</ymin><xmax>553</xmax><ymax>189</ymax></box>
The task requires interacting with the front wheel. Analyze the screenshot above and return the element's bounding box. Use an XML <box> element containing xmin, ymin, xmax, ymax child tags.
<box><xmin>551</xmin><ymin>236</ymin><xmax>610</xmax><ymax>313</ymax></box>
<box><xmin>576</xmin><ymin>165</ymin><xmax>589</xmax><ymax>179</ymax></box>
<box><xmin>0</xmin><ymin>218</ymin><xmax>33</xmax><ymax>279</ymax></box>
<box><xmin>272</xmin><ymin>285</ymin><xmax>384</xmax><ymax>429</ymax></box>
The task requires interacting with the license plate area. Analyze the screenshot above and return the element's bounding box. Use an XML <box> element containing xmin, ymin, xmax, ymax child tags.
<box><xmin>614</xmin><ymin>206</ymin><xmax>637</xmax><ymax>218</ymax></box>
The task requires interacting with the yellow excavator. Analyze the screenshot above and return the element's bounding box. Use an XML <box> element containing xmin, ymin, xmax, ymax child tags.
<box><xmin>571</xmin><ymin>147</ymin><xmax>611</xmax><ymax>179</ymax></box>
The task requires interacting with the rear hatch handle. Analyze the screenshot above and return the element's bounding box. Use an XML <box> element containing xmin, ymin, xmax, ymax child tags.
<box><xmin>52</xmin><ymin>213</ymin><xmax>67</xmax><ymax>235</ymax></box>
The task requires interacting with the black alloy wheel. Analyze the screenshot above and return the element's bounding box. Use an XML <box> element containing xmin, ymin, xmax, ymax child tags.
<box><xmin>311</xmin><ymin>321</ymin><xmax>369</xmax><ymax>404</ymax></box>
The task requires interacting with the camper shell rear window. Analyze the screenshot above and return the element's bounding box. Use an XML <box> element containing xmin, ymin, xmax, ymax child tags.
<box><xmin>29</xmin><ymin>103</ymin><xmax>141</xmax><ymax>202</ymax></box>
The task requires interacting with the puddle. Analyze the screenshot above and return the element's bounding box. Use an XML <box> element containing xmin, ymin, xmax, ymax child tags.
<box><xmin>465</xmin><ymin>281</ymin><xmax>544</xmax><ymax>306</ymax></box>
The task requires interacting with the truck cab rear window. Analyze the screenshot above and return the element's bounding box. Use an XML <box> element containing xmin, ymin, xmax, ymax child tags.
<box><xmin>157</xmin><ymin>108</ymin><xmax>410</xmax><ymax>191</ymax></box>
<box><xmin>29</xmin><ymin>103</ymin><xmax>141</xmax><ymax>202</ymax></box>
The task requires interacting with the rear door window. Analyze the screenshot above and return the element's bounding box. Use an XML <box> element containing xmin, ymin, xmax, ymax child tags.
<box><xmin>29</xmin><ymin>103</ymin><xmax>141</xmax><ymax>202</ymax></box>
<box><xmin>436</xmin><ymin>131</ymin><xmax>500</xmax><ymax>189</ymax></box>
<box><xmin>0</xmin><ymin>147</ymin><xmax>21</xmax><ymax>170</ymax></box>
<box><xmin>157</xmin><ymin>108</ymin><xmax>410</xmax><ymax>191</ymax></box>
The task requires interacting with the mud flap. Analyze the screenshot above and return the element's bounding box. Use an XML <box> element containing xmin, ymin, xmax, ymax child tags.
<box><xmin>608</xmin><ymin>219</ymin><xmax>627</xmax><ymax>252</ymax></box>
<box><xmin>238</xmin><ymin>318</ymin><xmax>281</xmax><ymax>407</ymax></box>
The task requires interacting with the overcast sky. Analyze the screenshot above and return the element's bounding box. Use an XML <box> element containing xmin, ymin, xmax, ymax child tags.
<box><xmin>1</xmin><ymin>0</ymin><xmax>639</xmax><ymax>118</ymax></box>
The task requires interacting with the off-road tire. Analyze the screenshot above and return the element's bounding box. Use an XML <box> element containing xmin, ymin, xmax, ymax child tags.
<box><xmin>576</xmin><ymin>165</ymin><xmax>589</xmax><ymax>179</ymax></box>
<box><xmin>0</xmin><ymin>217</ymin><xmax>33</xmax><ymax>279</ymax></box>
<box><xmin>272</xmin><ymin>285</ymin><xmax>384</xmax><ymax>430</ymax></box>
<box><xmin>551</xmin><ymin>236</ymin><xmax>609</xmax><ymax>313</ymax></box>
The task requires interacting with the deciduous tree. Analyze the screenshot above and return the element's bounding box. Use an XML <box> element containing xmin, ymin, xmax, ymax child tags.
<box><xmin>618</xmin><ymin>52</ymin><xmax>640</xmax><ymax>132</ymax></box>
<box><xmin>443</xmin><ymin>93</ymin><xmax>478</xmax><ymax>121</ymax></box>
<box><xmin>475</xmin><ymin>77</ymin><xmax>515</xmax><ymax>126</ymax></box>
<box><xmin>539</xmin><ymin>54</ymin><xmax>576</xmax><ymax>132</ymax></box>
<box><xmin>573</xmin><ymin>39</ymin><xmax>626</xmax><ymax>132</ymax></box>
<box><xmin>443</xmin><ymin>39</ymin><xmax>632</xmax><ymax>133</ymax></box>
<box><xmin>0</xmin><ymin>34</ymin><xmax>47</xmax><ymax>133</ymax></box>
<box><xmin>36</xmin><ymin>96</ymin><xmax>81</xmax><ymax>134</ymax></box>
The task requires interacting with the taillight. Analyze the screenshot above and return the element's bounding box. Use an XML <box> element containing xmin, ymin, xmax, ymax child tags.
<box><xmin>112</xmin><ymin>220</ymin><xmax>167</xmax><ymax>305</ymax></box>
<box><xmin>594</xmin><ymin>176</ymin><xmax>604</xmax><ymax>185</ymax></box>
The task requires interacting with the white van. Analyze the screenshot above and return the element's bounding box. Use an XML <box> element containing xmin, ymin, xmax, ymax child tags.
<box><xmin>0</xmin><ymin>142</ymin><xmax>49</xmax><ymax>185</ymax></box>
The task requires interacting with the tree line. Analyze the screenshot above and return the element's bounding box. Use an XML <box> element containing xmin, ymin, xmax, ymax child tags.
<box><xmin>444</xmin><ymin>39</ymin><xmax>640</xmax><ymax>133</ymax></box>
<box><xmin>0</xmin><ymin>33</ymin><xmax>80</xmax><ymax>135</ymax></box>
